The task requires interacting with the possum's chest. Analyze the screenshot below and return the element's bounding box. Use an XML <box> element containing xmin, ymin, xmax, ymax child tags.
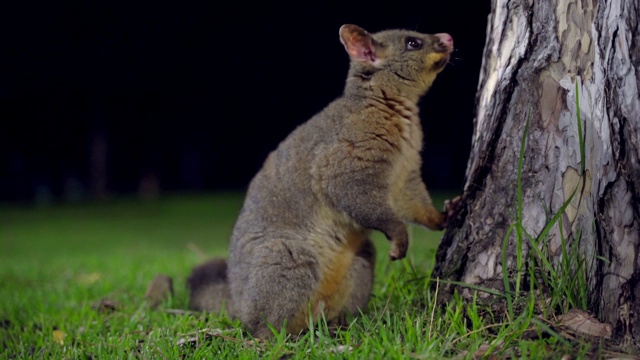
<box><xmin>378</xmin><ymin>94</ymin><xmax>424</xmax><ymax>163</ymax></box>
<box><xmin>397</xmin><ymin>113</ymin><xmax>423</xmax><ymax>153</ymax></box>
<box><xmin>385</xmin><ymin>112</ymin><xmax>424</xmax><ymax>205</ymax></box>
<box><xmin>390</xmin><ymin>112</ymin><xmax>423</xmax><ymax>174</ymax></box>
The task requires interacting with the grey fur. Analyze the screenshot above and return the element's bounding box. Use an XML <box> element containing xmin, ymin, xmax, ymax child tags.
<box><xmin>188</xmin><ymin>24</ymin><xmax>454</xmax><ymax>339</ymax></box>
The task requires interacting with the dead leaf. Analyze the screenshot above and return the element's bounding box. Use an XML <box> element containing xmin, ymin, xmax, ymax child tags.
<box><xmin>53</xmin><ymin>328</ymin><xmax>67</xmax><ymax>345</ymax></box>
<box><xmin>76</xmin><ymin>272</ymin><xmax>101</xmax><ymax>285</ymax></box>
<box><xmin>472</xmin><ymin>344</ymin><xmax>500</xmax><ymax>360</ymax></box>
<box><xmin>176</xmin><ymin>328</ymin><xmax>265</xmax><ymax>352</ymax></box>
<box><xmin>329</xmin><ymin>345</ymin><xmax>353</xmax><ymax>354</ymax></box>
<box><xmin>162</xmin><ymin>308</ymin><xmax>197</xmax><ymax>315</ymax></box>
<box><xmin>176</xmin><ymin>328</ymin><xmax>224</xmax><ymax>347</ymax></box>
<box><xmin>306</xmin><ymin>344</ymin><xmax>353</xmax><ymax>354</ymax></box>
<box><xmin>452</xmin><ymin>342</ymin><xmax>502</xmax><ymax>360</ymax></box>
<box><xmin>92</xmin><ymin>298</ymin><xmax>118</xmax><ymax>313</ymax></box>
<box><xmin>145</xmin><ymin>274</ymin><xmax>174</xmax><ymax>309</ymax></box>
<box><xmin>557</xmin><ymin>309</ymin><xmax>612</xmax><ymax>338</ymax></box>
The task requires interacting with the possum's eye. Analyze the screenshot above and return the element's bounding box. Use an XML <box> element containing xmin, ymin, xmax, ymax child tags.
<box><xmin>405</xmin><ymin>37</ymin><xmax>423</xmax><ymax>51</ymax></box>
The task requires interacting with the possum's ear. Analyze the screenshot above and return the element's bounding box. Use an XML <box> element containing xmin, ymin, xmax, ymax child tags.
<box><xmin>339</xmin><ymin>24</ymin><xmax>379</xmax><ymax>63</ymax></box>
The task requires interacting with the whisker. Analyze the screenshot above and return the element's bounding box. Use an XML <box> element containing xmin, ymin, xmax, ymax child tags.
<box><xmin>413</xmin><ymin>18</ymin><xmax>424</xmax><ymax>32</ymax></box>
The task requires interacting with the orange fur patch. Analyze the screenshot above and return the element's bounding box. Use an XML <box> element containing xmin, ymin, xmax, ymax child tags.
<box><xmin>286</xmin><ymin>231</ymin><xmax>365</xmax><ymax>333</ymax></box>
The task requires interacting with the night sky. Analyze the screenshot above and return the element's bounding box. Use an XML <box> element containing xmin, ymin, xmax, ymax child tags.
<box><xmin>1</xmin><ymin>1</ymin><xmax>491</xmax><ymax>203</ymax></box>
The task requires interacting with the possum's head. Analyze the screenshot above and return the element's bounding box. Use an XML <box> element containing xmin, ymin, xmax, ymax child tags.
<box><xmin>339</xmin><ymin>24</ymin><xmax>453</xmax><ymax>99</ymax></box>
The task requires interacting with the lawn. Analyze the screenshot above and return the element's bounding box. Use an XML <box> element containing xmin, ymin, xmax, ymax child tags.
<box><xmin>0</xmin><ymin>193</ymin><xmax>593</xmax><ymax>359</ymax></box>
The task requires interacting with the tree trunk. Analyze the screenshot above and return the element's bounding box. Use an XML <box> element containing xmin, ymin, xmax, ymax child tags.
<box><xmin>433</xmin><ymin>0</ymin><xmax>640</xmax><ymax>345</ymax></box>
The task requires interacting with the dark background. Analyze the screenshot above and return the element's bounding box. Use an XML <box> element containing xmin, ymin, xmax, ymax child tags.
<box><xmin>1</xmin><ymin>1</ymin><xmax>490</xmax><ymax>204</ymax></box>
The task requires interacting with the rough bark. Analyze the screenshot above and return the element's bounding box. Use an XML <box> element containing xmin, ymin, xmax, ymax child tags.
<box><xmin>433</xmin><ymin>0</ymin><xmax>640</xmax><ymax>345</ymax></box>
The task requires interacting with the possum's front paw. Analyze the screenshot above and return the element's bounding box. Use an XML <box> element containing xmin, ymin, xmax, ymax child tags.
<box><xmin>388</xmin><ymin>238</ymin><xmax>408</xmax><ymax>260</ymax></box>
<box><xmin>385</xmin><ymin>223</ymin><xmax>409</xmax><ymax>260</ymax></box>
<box><xmin>443</xmin><ymin>196</ymin><xmax>462</xmax><ymax>228</ymax></box>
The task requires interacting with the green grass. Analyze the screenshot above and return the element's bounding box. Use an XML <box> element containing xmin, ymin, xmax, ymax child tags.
<box><xmin>0</xmin><ymin>192</ymin><xmax>599</xmax><ymax>359</ymax></box>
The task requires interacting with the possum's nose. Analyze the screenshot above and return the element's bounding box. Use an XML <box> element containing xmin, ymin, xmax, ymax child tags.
<box><xmin>434</xmin><ymin>33</ymin><xmax>454</xmax><ymax>52</ymax></box>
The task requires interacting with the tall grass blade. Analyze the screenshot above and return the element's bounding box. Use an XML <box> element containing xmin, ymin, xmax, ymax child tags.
<box><xmin>502</xmin><ymin>224</ymin><xmax>515</xmax><ymax>316</ymax></box>
<box><xmin>515</xmin><ymin>109</ymin><xmax>532</xmax><ymax>298</ymax></box>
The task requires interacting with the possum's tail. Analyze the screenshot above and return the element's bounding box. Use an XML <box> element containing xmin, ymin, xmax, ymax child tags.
<box><xmin>187</xmin><ymin>259</ymin><xmax>234</xmax><ymax>314</ymax></box>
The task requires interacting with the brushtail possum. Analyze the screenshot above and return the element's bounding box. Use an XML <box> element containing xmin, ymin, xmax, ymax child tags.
<box><xmin>188</xmin><ymin>24</ymin><xmax>455</xmax><ymax>339</ymax></box>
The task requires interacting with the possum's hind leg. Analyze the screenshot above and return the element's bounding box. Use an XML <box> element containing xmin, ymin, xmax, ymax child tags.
<box><xmin>235</xmin><ymin>239</ymin><xmax>319</xmax><ymax>339</ymax></box>
<box><xmin>337</xmin><ymin>238</ymin><xmax>376</xmax><ymax>325</ymax></box>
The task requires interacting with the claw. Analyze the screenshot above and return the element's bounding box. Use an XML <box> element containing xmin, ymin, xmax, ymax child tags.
<box><xmin>443</xmin><ymin>195</ymin><xmax>462</xmax><ymax>227</ymax></box>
